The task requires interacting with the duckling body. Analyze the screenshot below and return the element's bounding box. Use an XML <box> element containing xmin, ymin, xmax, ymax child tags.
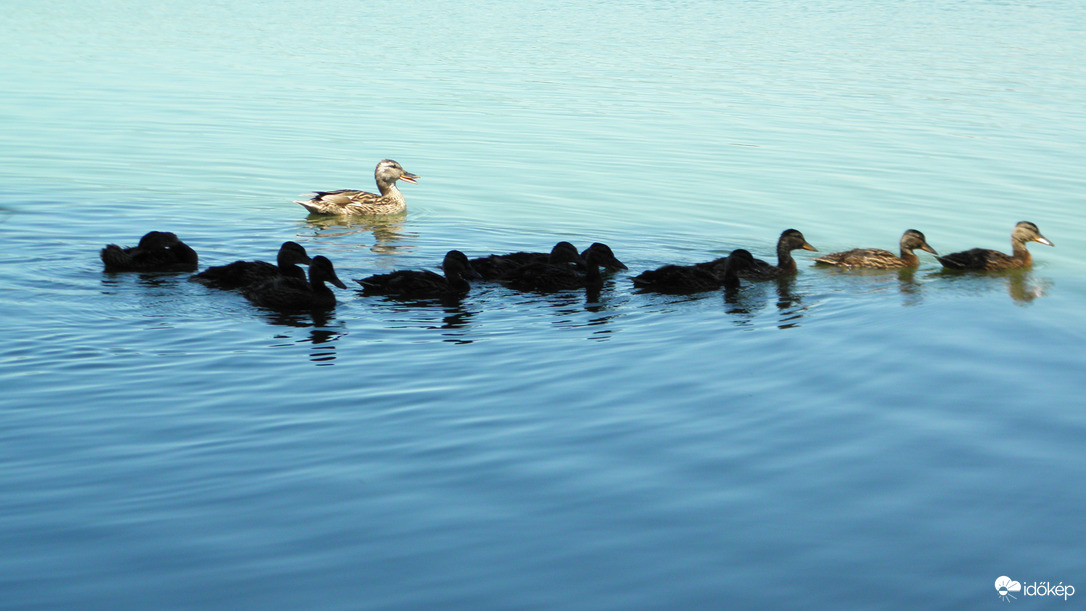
<box><xmin>243</xmin><ymin>255</ymin><xmax>346</xmax><ymax>310</ymax></box>
<box><xmin>937</xmin><ymin>221</ymin><xmax>1053</xmax><ymax>270</ymax></box>
<box><xmin>356</xmin><ymin>250</ymin><xmax>480</xmax><ymax>300</ymax></box>
<box><xmin>101</xmin><ymin>231</ymin><xmax>198</xmax><ymax>272</ymax></box>
<box><xmin>631</xmin><ymin>249</ymin><xmax>754</xmax><ymax>294</ymax></box>
<box><xmin>192</xmin><ymin>241</ymin><xmax>311</xmax><ymax>290</ymax></box>
<box><xmin>295</xmin><ymin>160</ymin><xmax>418</xmax><ymax>216</ymax></box>
<box><xmin>469</xmin><ymin>242</ymin><xmax>582</xmax><ymax>281</ymax></box>
<box><xmin>815</xmin><ymin>229</ymin><xmax>937</xmax><ymax>269</ymax></box>
<box><xmin>500</xmin><ymin>242</ymin><xmax>595</xmax><ymax>292</ymax></box>
<box><xmin>739</xmin><ymin>229</ymin><xmax>817</xmax><ymax>280</ymax></box>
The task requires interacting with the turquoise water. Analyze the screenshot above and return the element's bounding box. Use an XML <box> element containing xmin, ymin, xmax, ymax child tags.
<box><xmin>3</xmin><ymin>1</ymin><xmax>1085</xmax><ymax>608</ymax></box>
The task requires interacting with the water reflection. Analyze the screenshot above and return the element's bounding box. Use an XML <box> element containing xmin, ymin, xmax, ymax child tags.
<box><xmin>897</xmin><ymin>268</ymin><xmax>924</xmax><ymax>307</ymax></box>
<box><xmin>260</xmin><ymin>310</ymin><xmax>345</xmax><ymax>365</ymax></box>
<box><xmin>773</xmin><ymin>276</ymin><xmax>806</xmax><ymax>329</ymax></box>
<box><xmin>360</xmin><ymin>295</ymin><xmax>478</xmax><ymax>344</ymax></box>
<box><xmin>935</xmin><ymin>268</ymin><xmax>1051</xmax><ymax>305</ymax></box>
<box><xmin>299</xmin><ymin>213</ymin><xmax>416</xmax><ymax>254</ymax></box>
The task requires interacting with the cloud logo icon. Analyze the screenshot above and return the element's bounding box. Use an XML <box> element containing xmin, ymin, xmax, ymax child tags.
<box><xmin>995</xmin><ymin>576</ymin><xmax>1022</xmax><ymax>601</ymax></box>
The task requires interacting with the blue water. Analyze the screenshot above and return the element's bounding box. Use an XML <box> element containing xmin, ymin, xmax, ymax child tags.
<box><xmin>2</xmin><ymin>1</ymin><xmax>1085</xmax><ymax>609</ymax></box>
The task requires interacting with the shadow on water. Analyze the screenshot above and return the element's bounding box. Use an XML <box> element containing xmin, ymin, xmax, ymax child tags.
<box><xmin>357</xmin><ymin>292</ymin><xmax>479</xmax><ymax>344</ymax></box>
<box><xmin>299</xmin><ymin>213</ymin><xmax>416</xmax><ymax>254</ymax></box>
<box><xmin>933</xmin><ymin>267</ymin><xmax>1051</xmax><ymax>305</ymax></box>
<box><xmin>260</xmin><ymin>309</ymin><xmax>345</xmax><ymax>365</ymax></box>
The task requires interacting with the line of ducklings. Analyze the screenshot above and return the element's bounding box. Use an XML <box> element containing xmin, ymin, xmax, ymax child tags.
<box><xmin>100</xmin><ymin>221</ymin><xmax>1054</xmax><ymax>312</ymax></box>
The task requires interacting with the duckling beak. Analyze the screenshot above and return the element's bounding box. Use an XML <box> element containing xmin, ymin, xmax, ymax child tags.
<box><xmin>1035</xmin><ymin>236</ymin><xmax>1054</xmax><ymax>247</ymax></box>
<box><xmin>921</xmin><ymin>243</ymin><xmax>938</xmax><ymax>255</ymax></box>
<box><xmin>611</xmin><ymin>259</ymin><xmax>629</xmax><ymax>271</ymax></box>
<box><xmin>399</xmin><ymin>171</ymin><xmax>419</xmax><ymax>184</ymax></box>
<box><xmin>801</xmin><ymin>242</ymin><xmax>818</xmax><ymax>252</ymax></box>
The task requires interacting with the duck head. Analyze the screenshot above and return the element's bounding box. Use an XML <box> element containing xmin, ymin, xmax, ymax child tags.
<box><xmin>375</xmin><ymin>159</ymin><xmax>419</xmax><ymax>186</ymax></box>
<box><xmin>1013</xmin><ymin>221</ymin><xmax>1053</xmax><ymax>247</ymax></box>
<box><xmin>901</xmin><ymin>229</ymin><xmax>938</xmax><ymax>255</ymax></box>
<box><xmin>310</xmin><ymin>255</ymin><xmax>347</xmax><ymax>289</ymax></box>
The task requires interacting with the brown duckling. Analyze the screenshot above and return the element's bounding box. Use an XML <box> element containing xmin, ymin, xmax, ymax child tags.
<box><xmin>937</xmin><ymin>221</ymin><xmax>1053</xmax><ymax>270</ymax></box>
<box><xmin>295</xmin><ymin>159</ymin><xmax>419</xmax><ymax>216</ymax></box>
<box><xmin>100</xmin><ymin>231</ymin><xmax>198</xmax><ymax>272</ymax></box>
<box><xmin>579</xmin><ymin>243</ymin><xmax>628</xmax><ymax>273</ymax></box>
<box><xmin>739</xmin><ymin>229</ymin><xmax>817</xmax><ymax>280</ymax></box>
<box><xmin>815</xmin><ymin>229</ymin><xmax>937</xmax><ymax>269</ymax></box>
<box><xmin>631</xmin><ymin>249</ymin><xmax>755</xmax><ymax>294</ymax></box>
<box><xmin>356</xmin><ymin>250</ymin><xmax>481</xmax><ymax>299</ymax></box>
<box><xmin>468</xmin><ymin>241</ymin><xmax>582</xmax><ymax>281</ymax></box>
<box><xmin>243</xmin><ymin>255</ymin><xmax>347</xmax><ymax>310</ymax></box>
<box><xmin>501</xmin><ymin>244</ymin><xmax>607</xmax><ymax>293</ymax></box>
<box><xmin>192</xmin><ymin>241</ymin><xmax>311</xmax><ymax>290</ymax></box>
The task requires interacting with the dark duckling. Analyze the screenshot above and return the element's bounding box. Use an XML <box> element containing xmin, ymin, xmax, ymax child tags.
<box><xmin>500</xmin><ymin>243</ymin><xmax>604</xmax><ymax>292</ymax></box>
<box><xmin>100</xmin><ymin>231</ymin><xmax>199</xmax><ymax>272</ymax></box>
<box><xmin>815</xmin><ymin>229</ymin><xmax>937</xmax><ymax>269</ymax></box>
<box><xmin>580</xmin><ymin>242</ymin><xmax>628</xmax><ymax>273</ymax></box>
<box><xmin>937</xmin><ymin>221</ymin><xmax>1053</xmax><ymax>270</ymax></box>
<box><xmin>468</xmin><ymin>241</ymin><xmax>582</xmax><ymax>281</ymax></box>
<box><xmin>243</xmin><ymin>255</ymin><xmax>347</xmax><ymax>310</ymax></box>
<box><xmin>631</xmin><ymin>248</ymin><xmax>754</xmax><ymax>294</ymax></box>
<box><xmin>356</xmin><ymin>250</ymin><xmax>481</xmax><ymax>299</ymax></box>
<box><xmin>192</xmin><ymin>241</ymin><xmax>312</xmax><ymax>290</ymax></box>
<box><xmin>739</xmin><ymin>229</ymin><xmax>817</xmax><ymax>280</ymax></box>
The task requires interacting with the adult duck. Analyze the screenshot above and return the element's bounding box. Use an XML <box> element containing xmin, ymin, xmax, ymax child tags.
<box><xmin>739</xmin><ymin>229</ymin><xmax>817</xmax><ymax>280</ymax></box>
<box><xmin>295</xmin><ymin>159</ymin><xmax>419</xmax><ymax>215</ymax></box>
<box><xmin>192</xmin><ymin>241</ymin><xmax>311</xmax><ymax>290</ymax></box>
<box><xmin>814</xmin><ymin>229</ymin><xmax>937</xmax><ymax>269</ymax></box>
<box><xmin>356</xmin><ymin>250</ymin><xmax>481</xmax><ymax>300</ymax></box>
<box><xmin>631</xmin><ymin>249</ymin><xmax>755</xmax><ymax>294</ymax></box>
<box><xmin>937</xmin><ymin>221</ymin><xmax>1053</xmax><ymax>270</ymax></box>
<box><xmin>100</xmin><ymin>231</ymin><xmax>198</xmax><ymax>272</ymax></box>
<box><xmin>243</xmin><ymin>255</ymin><xmax>347</xmax><ymax>310</ymax></box>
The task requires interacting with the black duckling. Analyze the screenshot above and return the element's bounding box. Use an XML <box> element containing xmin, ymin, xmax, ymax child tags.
<box><xmin>468</xmin><ymin>241</ymin><xmax>582</xmax><ymax>281</ymax></box>
<box><xmin>739</xmin><ymin>229</ymin><xmax>817</xmax><ymax>280</ymax></box>
<box><xmin>937</xmin><ymin>221</ymin><xmax>1053</xmax><ymax>271</ymax></box>
<box><xmin>192</xmin><ymin>241</ymin><xmax>312</xmax><ymax>290</ymax></box>
<box><xmin>631</xmin><ymin>248</ymin><xmax>754</xmax><ymax>294</ymax></box>
<box><xmin>100</xmin><ymin>231</ymin><xmax>199</xmax><ymax>272</ymax></box>
<box><xmin>356</xmin><ymin>250</ymin><xmax>481</xmax><ymax>299</ymax></box>
<box><xmin>580</xmin><ymin>242</ymin><xmax>628</xmax><ymax>273</ymax></box>
<box><xmin>243</xmin><ymin>255</ymin><xmax>347</xmax><ymax>310</ymax></box>
<box><xmin>500</xmin><ymin>243</ymin><xmax>605</xmax><ymax>292</ymax></box>
<box><xmin>815</xmin><ymin>229</ymin><xmax>937</xmax><ymax>269</ymax></box>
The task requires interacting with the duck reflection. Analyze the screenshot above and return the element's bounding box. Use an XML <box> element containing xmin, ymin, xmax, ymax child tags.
<box><xmin>896</xmin><ymin>268</ymin><xmax>924</xmax><ymax>307</ymax></box>
<box><xmin>260</xmin><ymin>310</ymin><xmax>344</xmax><ymax>365</ymax></box>
<box><xmin>936</xmin><ymin>267</ymin><xmax>1050</xmax><ymax>304</ymax></box>
<box><xmin>301</xmin><ymin>213</ymin><xmax>414</xmax><ymax>254</ymax></box>
<box><xmin>773</xmin><ymin>276</ymin><xmax>806</xmax><ymax>329</ymax></box>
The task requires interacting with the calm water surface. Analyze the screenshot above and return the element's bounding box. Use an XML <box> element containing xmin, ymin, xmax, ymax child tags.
<box><xmin>2</xmin><ymin>1</ymin><xmax>1085</xmax><ymax>609</ymax></box>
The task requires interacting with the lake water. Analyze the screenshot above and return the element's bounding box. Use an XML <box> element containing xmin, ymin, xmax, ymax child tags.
<box><xmin>2</xmin><ymin>1</ymin><xmax>1085</xmax><ymax>609</ymax></box>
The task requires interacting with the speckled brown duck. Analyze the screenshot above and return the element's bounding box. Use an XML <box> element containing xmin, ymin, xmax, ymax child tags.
<box><xmin>295</xmin><ymin>159</ymin><xmax>418</xmax><ymax>216</ymax></box>
<box><xmin>937</xmin><ymin>221</ymin><xmax>1053</xmax><ymax>271</ymax></box>
<box><xmin>815</xmin><ymin>229</ymin><xmax>937</xmax><ymax>269</ymax></box>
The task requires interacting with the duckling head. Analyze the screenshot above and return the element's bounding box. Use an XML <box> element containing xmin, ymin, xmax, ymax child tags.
<box><xmin>1013</xmin><ymin>221</ymin><xmax>1053</xmax><ymax>247</ymax></box>
<box><xmin>901</xmin><ymin>229</ymin><xmax>938</xmax><ymax>255</ymax></box>
<box><xmin>310</xmin><ymin>255</ymin><xmax>347</xmax><ymax>289</ymax></box>
<box><xmin>581</xmin><ymin>242</ymin><xmax>628</xmax><ymax>271</ymax></box>
<box><xmin>779</xmin><ymin>229</ymin><xmax>817</xmax><ymax>252</ymax></box>
<box><xmin>442</xmin><ymin>250</ymin><xmax>482</xmax><ymax>280</ymax></box>
<box><xmin>278</xmin><ymin>241</ymin><xmax>313</xmax><ymax>266</ymax></box>
<box><xmin>548</xmin><ymin>241</ymin><xmax>584</xmax><ymax>265</ymax></box>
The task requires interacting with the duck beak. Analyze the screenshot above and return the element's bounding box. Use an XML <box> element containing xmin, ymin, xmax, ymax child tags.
<box><xmin>801</xmin><ymin>242</ymin><xmax>818</xmax><ymax>252</ymax></box>
<box><xmin>399</xmin><ymin>171</ymin><xmax>419</xmax><ymax>184</ymax></box>
<box><xmin>921</xmin><ymin>243</ymin><xmax>938</xmax><ymax>255</ymax></box>
<box><xmin>1035</xmin><ymin>236</ymin><xmax>1054</xmax><ymax>247</ymax></box>
<box><xmin>611</xmin><ymin>259</ymin><xmax>629</xmax><ymax>271</ymax></box>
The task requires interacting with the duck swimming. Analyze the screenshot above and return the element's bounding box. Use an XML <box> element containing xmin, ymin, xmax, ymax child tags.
<box><xmin>192</xmin><ymin>241</ymin><xmax>312</xmax><ymax>290</ymax></box>
<box><xmin>295</xmin><ymin>159</ymin><xmax>419</xmax><ymax>216</ymax></box>
<box><xmin>814</xmin><ymin>229</ymin><xmax>937</xmax><ymax>269</ymax></box>
<box><xmin>937</xmin><ymin>221</ymin><xmax>1053</xmax><ymax>270</ymax></box>
<box><xmin>631</xmin><ymin>249</ymin><xmax>755</xmax><ymax>294</ymax></box>
<box><xmin>100</xmin><ymin>231</ymin><xmax>199</xmax><ymax>272</ymax></box>
<box><xmin>499</xmin><ymin>242</ymin><xmax>598</xmax><ymax>292</ymax></box>
<box><xmin>243</xmin><ymin>255</ymin><xmax>347</xmax><ymax>310</ymax></box>
<box><xmin>465</xmin><ymin>242</ymin><xmax>578</xmax><ymax>281</ymax></box>
<box><xmin>739</xmin><ymin>229</ymin><xmax>817</xmax><ymax>280</ymax></box>
<box><xmin>356</xmin><ymin>250</ymin><xmax>481</xmax><ymax>300</ymax></box>
<box><xmin>580</xmin><ymin>243</ymin><xmax>628</xmax><ymax>273</ymax></box>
